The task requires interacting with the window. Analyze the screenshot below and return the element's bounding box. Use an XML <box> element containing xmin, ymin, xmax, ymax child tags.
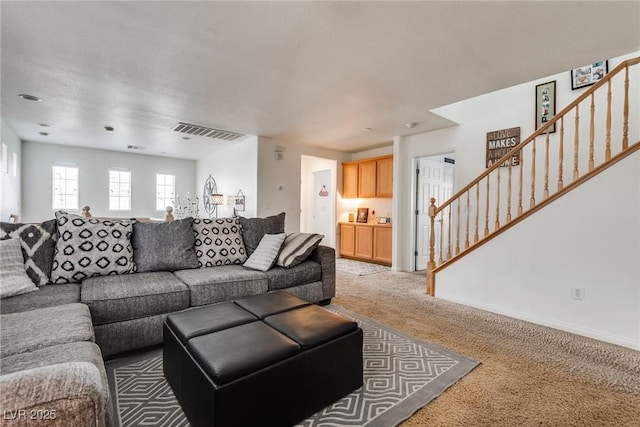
<box><xmin>52</xmin><ymin>165</ymin><xmax>79</xmax><ymax>210</ymax></box>
<box><xmin>156</xmin><ymin>173</ymin><xmax>175</xmax><ymax>211</ymax></box>
<box><xmin>109</xmin><ymin>169</ymin><xmax>131</xmax><ymax>211</ymax></box>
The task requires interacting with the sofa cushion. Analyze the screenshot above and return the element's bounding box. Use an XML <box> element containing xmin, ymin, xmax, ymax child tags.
<box><xmin>0</xmin><ymin>341</ymin><xmax>113</xmax><ymax>427</ymax></box>
<box><xmin>174</xmin><ymin>265</ymin><xmax>268</xmax><ymax>307</ymax></box>
<box><xmin>277</xmin><ymin>233</ymin><xmax>324</xmax><ymax>268</ymax></box>
<box><xmin>239</xmin><ymin>212</ymin><xmax>285</xmax><ymax>257</ymax></box>
<box><xmin>0</xmin><ymin>303</ymin><xmax>94</xmax><ymax>358</ymax></box>
<box><xmin>264</xmin><ymin>260</ymin><xmax>322</xmax><ymax>291</ymax></box>
<box><xmin>193</xmin><ymin>217</ymin><xmax>247</xmax><ymax>267</ymax></box>
<box><xmin>81</xmin><ymin>271</ymin><xmax>190</xmax><ymax>325</ymax></box>
<box><xmin>133</xmin><ymin>218</ymin><xmax>198</xmax><ymax>272</ymax></box>
<box><xmin>1</xmin><ymin>219</ymin><xmax>57</xmax><ymax>286</ymax></box>
<box><xmin>0</xmin><ymin>283</ymin><xmax>81</xmax><ymax>314</ymax></box>
<box><xmin>243</xmin><ymin>233</ymin><xmax>286</xmax><ymax>271</ymax></box>
<box><xmin>51</xmin><ymin>212</ymin><xmax>135</xmax><ymax>284</ymax></box>
<box><xmin>0</xmin><ymin>238</ymin><xmax>38</xmax><ymax>299</ymax></box>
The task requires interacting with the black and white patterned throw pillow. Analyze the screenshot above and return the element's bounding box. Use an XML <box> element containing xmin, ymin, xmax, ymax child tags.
<box><xmin>50</xmin><ymin>212</ymin><xmax>135</xmax><ymax>284</ymax></box>
<box><xmin>0</xmin><ymin>220</ymin><xmax>58</xmax><ymax>286</ymax></box>
<box><xmin>192</xmin><ymin>217</ymin><xmax>247</xmax><ymax>267</ymax></box>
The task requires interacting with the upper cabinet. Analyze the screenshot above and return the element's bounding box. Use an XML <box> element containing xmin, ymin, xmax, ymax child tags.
<box><xmin>342</xmin><ymin>155</ymin><xmax>393</xmax><ymax>198</ymax></box>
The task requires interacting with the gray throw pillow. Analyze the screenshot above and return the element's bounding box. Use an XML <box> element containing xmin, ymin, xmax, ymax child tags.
<box><xmin>276</xmin><ymin>233</ymin><xmax>324</xmax><ymax>268</ymax></box>
<box><xmin>51</xmin><ymin>212</ymin><xmax>135</xmax><ymax>283</ymax></box>
<box><xmin>0</xmin><ymin>238</ymin><xmax>39</xmax><ymax>298</ymax></box>
<box><xmin>239</xmin><ymin>212</ymin><xmax>285</xmax><ymax>257</ymax></box>
<box><xmin>243</xmin><ymin>233</ymin><xmax>286</xmax><ymax>271</ymax></box>
<box><xmin>0</xmin><ymin>219</ymin><xmax>57</xmax><ymax>286</ymax></box>
<box><xmin>133</xmin><ymin>218</ymin><xmax>199</xmax><ymax>272</ymax></box>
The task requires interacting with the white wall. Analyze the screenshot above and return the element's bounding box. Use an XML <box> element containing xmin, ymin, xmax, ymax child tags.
<box><xmin>437</xmin><ymin>150</ymin><xmax>640</xmax><ymax>349</ymax></box>
<box><xmin>21</xmin><ymin>141</ymin><xmax>196</xmax><ymax>222</ymax></box>
<box><xmin>1</xmin><ymin>120</ymin><xmax>22</xmax><ymax>220</ymax></box>
<box><xmin>195</xmin><ymin>137</ymin><xmax>259</xmax><ymax>219</ymax></box>
<box><xmin>256</xmin><ymin>137</ymin><xmax>349</xmax><ymax>233</ymax></box>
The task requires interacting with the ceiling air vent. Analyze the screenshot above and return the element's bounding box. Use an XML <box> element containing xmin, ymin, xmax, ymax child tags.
<box><xmin>127</xmin><ymin>145</ymin><xmax>145</xmax><ymax>150</ymax></box>
<box><xmin>172</xmin><ymin>122</ymin><xmax>244</xmax><ymax>141</ymax></box>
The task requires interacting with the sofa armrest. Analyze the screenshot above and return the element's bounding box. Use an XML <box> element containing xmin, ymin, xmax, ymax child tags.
<box><xmin>0</xmin><ymin>362</ymin><xmax>107</xmax><ymax>427</ymax></box>
<box><xmin>309</xmin><ymin>245</ymin><xmax>336</xmax><ymax>301</ymax></box>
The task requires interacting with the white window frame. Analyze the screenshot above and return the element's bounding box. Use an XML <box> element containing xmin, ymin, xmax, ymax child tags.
<box><xmin>109</xmin><ymin>168</ymin><xmax>131</xmax><ymax>211</ymax></box>
<box><xmin>156</xmin><ymin>173</ymin><xmax>175</xmax><ymax>211</ymax></box>
<box><xmin>52</xmin><ymin>164</ymin><xmax>79</xmax><ymax>211</ymax></box>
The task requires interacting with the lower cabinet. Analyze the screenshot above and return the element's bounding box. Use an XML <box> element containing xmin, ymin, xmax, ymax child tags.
<box><xmin>339</xmin><ymin>223</ymin><xmax>391</xmax><ymax>266</ymax></box>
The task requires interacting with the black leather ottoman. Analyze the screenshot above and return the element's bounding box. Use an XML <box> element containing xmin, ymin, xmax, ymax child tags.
<box><xmin>163</xmin><ymin>291</ymin><xmax>363</xmax><ymax>427</ymax></box>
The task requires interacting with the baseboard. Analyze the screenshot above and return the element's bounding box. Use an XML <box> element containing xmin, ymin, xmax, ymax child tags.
<box><xmin>437</xmin><ymin>292</ymin><xmax>640</xmax><ymax>350</ymax></box>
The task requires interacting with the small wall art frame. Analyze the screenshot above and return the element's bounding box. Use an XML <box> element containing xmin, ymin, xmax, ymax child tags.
<box><xmin>571</xmin><ymin>60</ymin><xmax>608</xmax><ymax>90</ymax></box>
<box><xmin>535</xmin><ymin>80</ymin><xmax>556</xmax><ymax>133</ymax></box>
<box><xmin>356</xmin><ymin>207</ymin><xmax>369</xmax><ymax>223</ymax></box>
<box><xmin>234</xmin><ymin>189</ymin><xmax>245</xmax><ymax>212</ymax></box>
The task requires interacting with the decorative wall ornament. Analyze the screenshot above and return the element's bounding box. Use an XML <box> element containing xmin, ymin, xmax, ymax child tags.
<box><xmin>486</xmin><ymin>127</ymin><xmax>521</xmax><ymax>168</ymax></box>
<box><xmin>535</xmin><ymin>80</ymin><xmax>556</xmax><ymax>133</ymax></box>
<box><xmin>318</xmin><ymin>185</ymin><xmax>329</xmax><ymax>197</ymax></box>
<box><xmin>202</xmin><ymin>174</ymin><xmax>218</xmax><ymax>217</ymax></box>
<box><xmin>234</xmin><ymin>189</ymin><xmax>245</xmax><ymax>212</ymax></box>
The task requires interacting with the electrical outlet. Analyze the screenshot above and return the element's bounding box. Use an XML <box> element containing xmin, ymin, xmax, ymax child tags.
<box><xmin>571</xmin><ymin>287</ymin><xmax>585</xmax><ymax>300</ymax></box>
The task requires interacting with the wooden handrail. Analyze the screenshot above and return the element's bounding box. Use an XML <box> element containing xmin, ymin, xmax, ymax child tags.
<box><xmin>427</xmin><ymin>56</ymin><xmax>639</xmax><ymax>296</ymax></box>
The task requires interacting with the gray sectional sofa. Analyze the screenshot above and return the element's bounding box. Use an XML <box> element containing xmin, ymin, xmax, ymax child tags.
<box><xmin>0</xmin><ymin>212</ymin><xmax>336</xmax><ymax>427</ymax></box>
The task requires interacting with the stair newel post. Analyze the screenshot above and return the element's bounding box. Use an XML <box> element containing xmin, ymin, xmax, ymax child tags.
<box><xmin>426</xmin><ymin>198</ymin><xmax>437</xmax><ymax>296</ymax></box>
<box><xmin>622</xmin><ymin>64</ymin><xmax>629</xmax><ymax>150</ymax></box>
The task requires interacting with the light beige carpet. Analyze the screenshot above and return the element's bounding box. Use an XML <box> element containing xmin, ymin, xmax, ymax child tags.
<box><xmin>334</xmin><ymin>270</ymin><xmax>640</xmax><ymax>427</ymax></box>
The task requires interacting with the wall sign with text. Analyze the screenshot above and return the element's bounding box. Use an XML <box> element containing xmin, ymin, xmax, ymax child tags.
<box><xmin>486</xmin><ymin>127</ymin><xmax>521</xmax><ymax>168</ymax></box>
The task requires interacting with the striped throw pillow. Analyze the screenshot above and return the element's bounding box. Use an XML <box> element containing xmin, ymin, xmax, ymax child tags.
<box><xmin>243</xmin><ymin>233</ymin><xmax>286</xmax><ymax>271</ymax></box>
<box><xmin>277</xmin><ymin>233</ymin><xmax>324</xmax><ymax>268</ymax></box>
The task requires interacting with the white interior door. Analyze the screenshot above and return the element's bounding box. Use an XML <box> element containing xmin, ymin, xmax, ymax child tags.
<box><xmin>311</xmin><ymin>169</ymin><xmax>333</xmax><ymax>247</ymax></box>
<box><xmin>415</xmin><ymin>155</ymin><xmax>455</xmax><ymax>270</ymax></box>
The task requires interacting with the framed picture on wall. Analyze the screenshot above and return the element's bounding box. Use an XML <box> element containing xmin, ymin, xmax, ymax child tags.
<box><xmin>535</xmin><ymin>80</ymin><xmax>556</xmax><ymax>133</ymax></box>
<box><xmin>571</xmin><ymin>60</ymin><xmax>608</xmax><ymax>90</ymax></box>
<box><xmin>356</xmin><ymin>208</ymin><xmax>369</xmax><ymax>223</ymax></box>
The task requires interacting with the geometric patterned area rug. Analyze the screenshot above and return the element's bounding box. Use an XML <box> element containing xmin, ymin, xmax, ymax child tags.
<box><xmin>105</xmin><ymin>306</ymin><xmax>479</xmax><ymax>427</ymax></box>
<box><xmin>336</xmin><ymin>258</ymin><xmax>391</xmax><ymax>276</ymax></box>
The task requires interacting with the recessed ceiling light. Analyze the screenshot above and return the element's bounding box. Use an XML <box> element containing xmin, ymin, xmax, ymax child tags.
<box><xmin>361</xmin><ymin>127</ymin><xmax>372</xmax><ymax>132</ymax></box>
<box><xmin>104</xmin><ymin>126</ymin><xmax>114</xmax><ymax>132</ymax></box>
<box><xmin>406</xmin><ymin>122</ymin><xmax>418</xmax><ymax>128</ymax></box>
<box><xmin>39</xmin><ymin>131</ymin><xmax>49</xmax><ymax>136</ymax></box>
<box><xmin>182</xmin><ymin>136</ymin><xmax>191</xmax><ymax>140</ymax></box>
<box><xmin>19</xmin><ymin>94</ymin><xmax>42</xmax><ymax>102</ymax></box>
<box><xmin>38</xmin><ymin>123</ymin><xmax>50</xmax><ymax>127</ymax></box>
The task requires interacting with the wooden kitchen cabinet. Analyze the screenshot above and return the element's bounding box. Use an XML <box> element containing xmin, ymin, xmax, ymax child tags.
<box><xmin>376</xmin><ymin>156</ymin><xmax>393</xmax><ymax>198</ymax></box>
<box><xmin>373</xmin><ymin>226</ymin><xmax>392</xmax><ymax>264</ymax></box>
<box><xmin>339</xmin><ymin>223</ymin><xmax>355</xmax><ymax>257</ymax></box>
<box><xmin>339</xmin><ymin>222</ymin><xmax>392</xmax><ymax>266</ymax></box>
<box><xmin>357</xmin><ymin>160</ymin><xmax>377</xmax><ymax>198</ymax></box>
<box><xmin>342</xmin><ymin>155</ymin><xmax>393</xmax><ymax>198</ymax></box>
<box><xmin>354</xmin><ymin>225</ymin><xmax>373</xmax><ymax>259</ymax></box>
<box><xmin>342</xmin><ymin>163</ymin><xmax>359</xmax><ymax>198</ymax></box>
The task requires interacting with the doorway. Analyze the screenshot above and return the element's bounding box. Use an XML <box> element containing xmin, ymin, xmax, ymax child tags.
<box><xmin>414</xmin><ymin>153</ymin><xmax>455</xmax><ymax>271</ymax></box>
<box><xmin>300</xmin><ymin>156</ymin><xmax>337</xmax><ymax>249</ymax></box>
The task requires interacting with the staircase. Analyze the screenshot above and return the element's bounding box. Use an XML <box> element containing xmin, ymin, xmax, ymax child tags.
<box><xmin>426</xmin><ymin>57</ymin><xmax>639</xmax><ymax>297</ymax></box>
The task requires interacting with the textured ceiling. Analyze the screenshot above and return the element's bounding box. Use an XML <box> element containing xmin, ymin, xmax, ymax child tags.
<box><xmin>2</xmin><ymin>1</ymin><xmax>639</xmax><ymax>159</ymax></box>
